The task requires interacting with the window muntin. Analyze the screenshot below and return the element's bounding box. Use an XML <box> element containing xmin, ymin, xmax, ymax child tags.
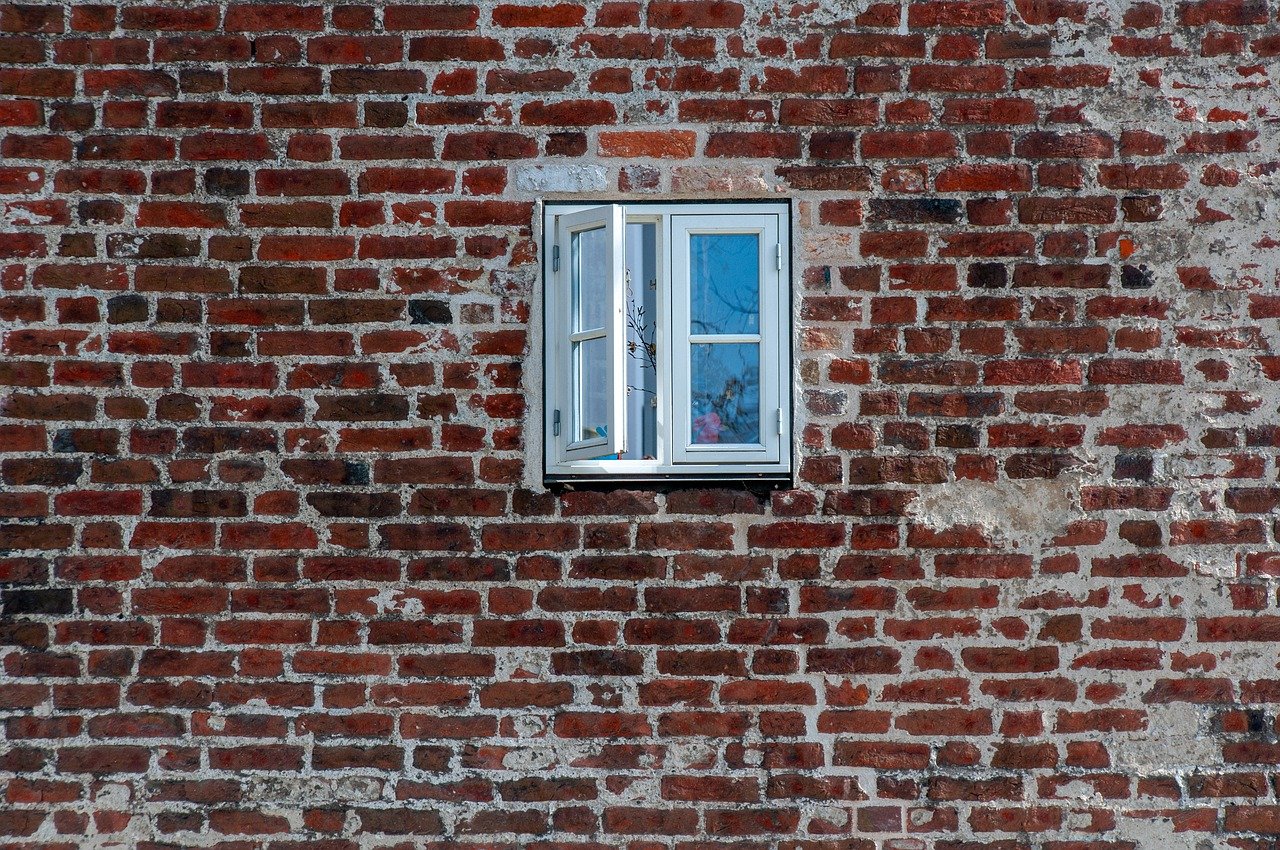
<box><xmin>544</xmin><ymin>201</ymin><xmax>791</xmax><ymax>481</ymax></box>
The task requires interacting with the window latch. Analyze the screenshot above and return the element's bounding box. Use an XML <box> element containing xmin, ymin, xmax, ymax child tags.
<box><xmin>552</xmin><ymin>245</ymin><xmax>560</xmax><ymax>272</ymax></box>
<box><xmin>552</xmin><ymin>409</ymin><xmax>561</xmax><ymax>437</ymax></box>
<box><xmin>775</xmin><ymin>243</ymin><xmax>782</xmax><ymax>271</ymax></box>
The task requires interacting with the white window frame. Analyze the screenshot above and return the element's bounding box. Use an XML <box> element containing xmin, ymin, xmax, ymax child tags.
<box><xmin>542</xmin><ymin>201</ymin><xmax>792</xmax><ymax>482</ymax></box>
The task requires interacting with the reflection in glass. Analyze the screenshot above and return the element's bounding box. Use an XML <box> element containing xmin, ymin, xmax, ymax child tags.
<box><xmin>691</xmin><ymin>343</ymin><xmax>760</xmax><ymax>444</ymax></box>
<box><xmin>575</xmin><ymin>337</ymin><xmax>608</xmax><ymax>445</ymax></box>
<box><xmin>691</xmin><ymin>233</ymin><xmax>759</xmax><ymax>335</ymax></box>
<box><xmin>623</xmin><ymin>222</ymin><xmax>658</xmax><ymax>460</ymax></box>
<box><xmin>573</xmin><ymin>226</ymin><xmax>607</xmax><ymax>332</ymax></box>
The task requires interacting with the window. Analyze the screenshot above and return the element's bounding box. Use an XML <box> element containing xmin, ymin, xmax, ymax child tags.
<box><xmin>542</xmin><ymin>201</ymin><xmax>792</xmax><ymax>482</ymax></box>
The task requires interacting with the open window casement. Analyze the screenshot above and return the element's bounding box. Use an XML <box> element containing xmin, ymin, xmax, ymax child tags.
<box><xmin>553</xmin><ymin>205</ymin><xmax>626</xmax><ymax>462</ymax></box>
<box><xmin>544</xmin><ymin>201</ymin><xmax>792</xmax><ymax>483</ymax></box>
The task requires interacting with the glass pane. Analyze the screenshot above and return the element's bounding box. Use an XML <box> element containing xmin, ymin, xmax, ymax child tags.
<box><xmin>691</xmin><ymin>343</ymin><xmax>760</xmax><ymax>445</ymax></box>
<box><xmin>573</xmin><ymin>226</ymin><xmax>608</xmax><ymax>332</ymax></box>
<box><xmin>690</xmin><ymin>233</ymin><xmax>759</xmax><ymax>335</ymax></box>
<box><xmin>623</xmin><ymin>222</ymin><xmax>658</xmax><ymax>460</ymax></box>
<box><xmin>574</xmin><ymin>337</ymin><xmax>609</xmax><ymax>447</ymax></box>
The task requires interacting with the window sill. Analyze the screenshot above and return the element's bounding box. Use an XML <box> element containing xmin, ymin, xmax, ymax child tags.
<box><xmin>545</xmin><ymin>471</ymin><xmax>793</xmax><ymax>492</ymax></box>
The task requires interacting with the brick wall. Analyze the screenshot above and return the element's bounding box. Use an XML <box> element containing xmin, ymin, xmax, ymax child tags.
<box><xmin>1</xmin><ymin>0</ymin><xmax>1279</xmax><ymax>845</ymax></box>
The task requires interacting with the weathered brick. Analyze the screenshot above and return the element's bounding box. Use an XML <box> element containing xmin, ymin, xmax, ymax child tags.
<box><xmin>0</xmin><ymin>5</ymin><xmax>1270</xmax><ymax>845</ymax></box>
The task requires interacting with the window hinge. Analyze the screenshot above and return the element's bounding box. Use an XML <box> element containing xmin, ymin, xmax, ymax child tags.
<box><xmin>552</xmin><ymin>409</ymin><xmax>561</xmax><ymax>437</ymax></box>
<box><xmin>775</xmin><ymin>243</ymin><xmax>782</xmax><ymax>271</ymax></box>
<box><xmin>777</xmin><ymin>408</ymin><xmax>784</xmax><ymax>435</ymax></box>
<box><xmin>552</xmin><ymin>245</ymin><xmax>560</xmax><ymax>272</ymax></box>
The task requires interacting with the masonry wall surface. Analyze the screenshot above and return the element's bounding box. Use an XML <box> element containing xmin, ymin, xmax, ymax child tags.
<box><xmin>1</xmin><ymin>0</ymin><xmax>1280</xmax><ymax>846</ymax></box>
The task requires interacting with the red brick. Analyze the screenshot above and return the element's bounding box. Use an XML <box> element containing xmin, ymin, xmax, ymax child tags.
<box><xmin>384</xmin><ymin>5</ymin><xmax>480</xmax><ymax>30</ymax></box>
<box><xmin>863</xmin><ymin>131</ymin><xmax>957</xmax><ymax>158</ymax></box>
<box><xmin>599</xmin><ymin>130</ymin><xmax>697</xmax><ymax>158</ymax></box>
<box><xmin>937</xmin><ymin>163</ymin><xmax>1033</xmax><ymax>191</ymax></box>
<box><xmin>648</xmin><ymin>1</ymin><xmax>745</xmax><ymax>28</ymax></box>
<box><xmin>909</xmin><ymin>65</ymin><xmax>1006</xmax><ymax>92</ymax></box>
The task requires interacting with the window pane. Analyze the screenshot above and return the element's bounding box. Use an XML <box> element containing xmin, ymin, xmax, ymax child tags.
<box><xmin>573</xmin><ymin>226</ymin><xmax>608</xmax><ymax>332</ymax></box>
<box><xmin>574</xmin><ymin>337</ymin><xmax>610</xmax><ymax>447</ymax></box>
<box><xmin>690</xmin><ymin>343</ymin><xmax>760</xmax><ymax>445</ymax></box>
<box><xmin>623</xmin><ymin>222</ymin><xmax>658</xmax><ymax>460</ymax></box>
<box><xmin>690</xmin><ymin>233</ymin><xmax>759</xmax><ymax>335</ymax></box>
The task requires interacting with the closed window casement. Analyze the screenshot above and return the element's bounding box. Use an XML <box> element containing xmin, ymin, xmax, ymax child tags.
<box><xmin>542</xmin><ymin>201</ymin><xmax>792</xmax><ymax>483</ymax></box>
